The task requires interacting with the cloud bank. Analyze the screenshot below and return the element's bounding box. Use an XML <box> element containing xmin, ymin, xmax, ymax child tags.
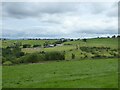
<box><xmin>2</xmin><ymin>2</ymin><xmax>118</xmax><ymax>39</ymax></box>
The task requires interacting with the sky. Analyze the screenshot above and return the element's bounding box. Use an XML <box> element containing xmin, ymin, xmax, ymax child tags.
<box><xmin>1</xmin><ymin>2</ymin><xmax>118</xmax><ymax>39</ymax></box>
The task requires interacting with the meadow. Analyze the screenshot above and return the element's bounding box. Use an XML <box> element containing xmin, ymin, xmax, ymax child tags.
<box><xmin>1</xmin><ymin>37</ymin><xmax>119</xmax><ymax>88</ymax></box>
<box><xmin>2</xmin><ymin>58</ymin><xmax>118</xmax><ymax>88</ymax></box>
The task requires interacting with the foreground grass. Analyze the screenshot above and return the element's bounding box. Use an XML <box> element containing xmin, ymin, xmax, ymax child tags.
<box><xmin>0</xmin><ymin>66</ymin><xmax>2</xmax><ymax>89</ymax></box>
<box><xmin>2</xmin><ymin>58</ymin><xmax>118</xmax><ymax>88</ymax></box>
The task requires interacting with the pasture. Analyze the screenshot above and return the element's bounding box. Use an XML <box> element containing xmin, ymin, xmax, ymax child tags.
<box><xmin>2</xmin><ymin>37</ymin><xmax>119</xmax><ymax>88</ymax></box>
<box><xmin>2</xmin><ymin>58</ymin><xmax>118</xmax><ymax>88</ymax></box>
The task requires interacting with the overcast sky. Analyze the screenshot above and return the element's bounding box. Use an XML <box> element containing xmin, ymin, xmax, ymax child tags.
<box><xmin>2</xmin><ymin>2</ymin><xmax>118</xmax><ymax>39</ymax></box>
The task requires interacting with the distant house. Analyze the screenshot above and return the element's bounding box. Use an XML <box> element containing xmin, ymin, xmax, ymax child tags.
<box><xmin>56</xmin><ymin>44</ymin><xmax>63</xmax><ymax>46</ymax></box>
<box><xmin>49</xmin><ymin>44</ymin><xmax>54</xmax><ymax>47</ymax></box>
<box><xmin>60</xmin><ymin>38</ymin><xmax>65</xmax><ymax>42</ymax></box>
<box><xmin>45</xmin><ymin>44</ymin><xmax>54</xmax><ymax>48</ymax></box>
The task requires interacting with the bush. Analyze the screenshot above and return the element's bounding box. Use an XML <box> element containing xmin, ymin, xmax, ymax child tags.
<box><xmin>16</xmin><ymin>52</ymin><xmax>25</xmax><ymax>58</ymax></box>
<box><xmin>45</xmin><ymin>51</ymin><xmax>65</xmax><ymax>60</ymax></box>
<box><xmin>26</xmin><ymin>53</ymin><xmax>39</xmax><ymax>63</ymax></box>
<box><xmin>20</xmin><ymin>54</ymin><xmax>37</xmax><ymax>63</ymax></box>
<box><xmin>2</xmin><ymin>57</ymin><xmax>7</xmax><ymax>64</ymax></box>
<box><xmin>18</xmin><ymin>53</ymin><xmax>45</xmax><ymax>63</ymax></box>
<box><xmin>72</xmin><ymin>53</ymin><xmax>75</xmax><ymax>59</ymax></box>
<box><xmin>33</xmin><ymin>44</ymin><xmax>41</xmax><ymax>48</ymax></box>
<box><xmin>82</xmin><ymin>39</ymin><xmax>87</xmax><ymax>42</ymax></box>
<box><xmin>64</xmin><ymin>43</ymin><xmax>72</xmax><ymax>45</ymax></box>
<box><xmin>3</xmin><ymin>61</ymin><xmax>13</xmax><ymax>66</ymax></box>
<box><xmin>23</xmin><ymin>44</ymin><xmax>31</xmax><ymax>48</ymax></box>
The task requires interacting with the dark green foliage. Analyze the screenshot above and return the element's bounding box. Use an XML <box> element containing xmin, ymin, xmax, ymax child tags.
<box><xmin>23</xmin><ymin>53</ymin><xmax>40</xmax><ymax>63</ymax></box>
<box><xmin>16</xmin><ymin>52</ymin><xmax>24</xmax><ymax>58</ymax></box>
<box><xmin>2</xmin><ymin>44</ymin><xmax>25</xmax><ymax>64</ymax></box>
<box><xmin>80</xmin><ymin>46</ymin><xmax>118</xmax><ymax>59</ymax></box>
<box><xmin>18</xmin><ymin>53</ymin><xmax>43</xmax><ymax>63</ymax></box>
<box><xmin>82</xmin><ymin>38</ymin><xmax>87</xmax><ymax>42</ymax></box>
<box><xmin>72</xmin><ymin>53</ymin><xmax>75</xmax><ymax>59</ymax></box>
<box><xmin>33</xmin><ymin>44</ymin><xmax>41</xmax><ymax>48</ymax></box>
<box><xmin>54</xmin><ymin>41</ymin><xmax>63</xmax><ymax>44</ymax></box>
<box><xmin>43</xmin><ymin>41</ymin><xmax>49</xmax><ymax>47</ymax></box>
<box><xmin>23</xmin><ymin>44</ymin><xmax>31</xmax><ymax>48</ymax></box>
<box><xmin>54</xmin><ymin>39</ymin><xmax>67</xmax><ymax>44</ymax></box>
<box><xmin>112</xmin><ymin>35</ymin><xmax>116</xmax><ymax>38</ymax></box>
<box><xmin>70</xmin><ymin>39</ymin><xmax>74</xmax><ymax>41</ymax></box>
<box><xmin>117</xmin><ymin>35</ymin><xmax>120</xmax><ymax>38</ymax></box>
<box><xmin>2</xmin><ymin>47</ymin><xmax>24</xmax><ymax>58</ymax></box>
<box><xmin>45</xmin><ymin>51</ymin><xmax>65</xmax><ymax>61</ymax></box>
<box><xmin>64</xmin><ymin>43</ymin><xmax>72</xmax><ymax>45</ymax></box>
<box><xmin>15</xmin><ymin>51</ymin><xmax>65</xmax><ymax>64</ymax></box>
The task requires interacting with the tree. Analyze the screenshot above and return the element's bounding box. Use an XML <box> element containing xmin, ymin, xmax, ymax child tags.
<box><xmin>117</xmin><ymin>35</ymin><xmax>120</xmax><ymax>38</ymax></box>
<box><xmin>82</xmin><ymin>38</ymin><xmax>87</xmax><ymax>42</ymax></box>
<box><xmin>112</xmin><ymin>35</ymin><xmax>116</xmax><ymax>38</ymax></box>
<box><xmin>72</xmin><ymin>53</ymin><xmax>75</xmax><ymax>59</ymax></box>
<box><xmin>107</xmin><ymin>36</ymin><xmax>110</xmax><ymax>38</ymax></box>
<box><xmin>23</xmin><ymin>44</ymin><xmax>31</xmax><ymax>48</ymax></box>
<box><xmin>43</xmin><ymin>41</ymin><xmax>50</xmax><ymax>48</ymax></box>
<box><xmin>33</xmin><ymin>44</ymin><xmax>41</xmax><ymax>48</ymax></box>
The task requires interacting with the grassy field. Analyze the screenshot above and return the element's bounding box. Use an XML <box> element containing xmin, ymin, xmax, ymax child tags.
<box><xmin>2</xmin><ymin>38</ymin><xmax>118</xmax><ymax>49</ymax></box>
<box><xmin>0</xmin><ymin>66</ymin><xmax>2</xmax><ymax>89</ymax></box>
<box><xmin>2</xmin><ymin>58</ymin><xmax>118</xmax><ymax>88</ymax></box>
<box><xmin>64</xmin><ymin>38</ymin><xmax>118</xmax><ymax>48</ymax></box>
<box><xmin>2</xmin><ymin>38</ymin><xmax>119</xmax><ymax>88</ymax></box>
<box><xmin>2</xmin><ymin>39</ymin><xmax>57</xmax><ymax>48</ymax></box>
<box><xmin>19</xmin><ymin>38</ymin><xmax>119</xmax><ymax>60</ymax></box>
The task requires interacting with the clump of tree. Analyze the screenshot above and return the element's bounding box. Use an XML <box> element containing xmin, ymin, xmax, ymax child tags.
<box><xmin>112</xmin><ymin>35</ymin><xmax>116</xmax><ymax>38</ymax></box>
<box><xmin>2</xmin><ymin>43</ymin><xmax>25</xmax><ymax>64</ymax></box>
<box><xmin>17</xmin><ymin>51</ymin><xmax>65</xmax><ymax>64</ymax></box>
<box><xmin>71</xmin><ymin>53</ymin><xmax>75</xmax><ymax>59</ymax></box>
<box><xmin>3</xmin><ymin>50</ymin><xmax>65</xmax><ymax>65</ymax></box>
<box><xmin>33</xmin><ymin>44</ymin><xmax>41</xmax><ymax>48</ymax></box>
<box><xmin>45</xmin><ymin>51</ymin><xmax>65</xmax><ymax>61</ymax></box>
<box><xmin>80</xmin><ymin>46</ymin><xmax>118</xmax><ymax>59</ymax></box>
<box><xmin>53</xmin><ymin>38</ymin><xmax>67</xmax><ymax>45</ymax></box>
<box><xmin>117</xmin><ymin>35</ymin><xmax>120</xmax><ymax>38</ymax></box>
<box><xmin>18</xmin><ymin>53</ymin><xmax>45</xmax><ymax>63</ymax></box>
<box><xmin>23</xmin><ymin>44</ymin><xmax>31</xmax><ymax>48</ymax></box>
<box><xmin>43</xmin><ymin>41</ymin><xmax>50</xmax><ymax>48</ymax></box>
<box><xmin>82</xmin><ymin>38</ymin><xmax>87</xmax><ymax>42</ymax></box>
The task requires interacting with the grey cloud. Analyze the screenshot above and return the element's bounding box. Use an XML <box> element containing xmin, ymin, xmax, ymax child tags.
<box><xmin>90</xmin><ymin>3</ymin><xmax>107</xmax><ymax>14</ymax></box>
<box><xmin>75</xmin><ymin>28</ymin><xmax>117</xmax><ymax>35</ymax></box>
<box><xmin>2</xmin><ymin>2</ymin><xmax>117</xmax><ymax>19</ymax></box>
<box><xmin>88</xmin><ymin>2</ymin><xmax>118</xmax><ymax>17</ymax></box>
<box><xmin>2</xmin><ymin>2</ymin><xmax>78</xmax><ymax>19</ymax></box>
<box><xmin>2</xmin><ymin>2</ymin><xmax>118</xmax><ymax>39</ymax></box>
<box><xmin>106</xmin><ymin>3</ymin><xmax>118</xmax><ymax>17</ymax></box>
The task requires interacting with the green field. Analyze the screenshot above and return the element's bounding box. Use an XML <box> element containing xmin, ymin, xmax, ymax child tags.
<box><xmin>2</xmin><ymin>39</ymin><xmax>57</xmax><ymax>48</ymax></box>
<box><xmin>2</xmin><ymin>58</ymin><xmax>118</xmax><ymax>88</ymax></box>
<box><xmin>2</xmin><ymin>38</ymin><xmax>118</xmax><ymax>48</ymax></box>
<box><xmin>2</xmin><ymin>38</ymin><xmax>119</xmax><ymax>88</ymax></box>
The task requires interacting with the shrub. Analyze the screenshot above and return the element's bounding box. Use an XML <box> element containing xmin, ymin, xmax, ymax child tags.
<box><xmin>72</xmin><ymin>53</ymin><xmax>75</xmax><ymax>59</ymax></box>
<box><xmin>112</xmin><ymin>35</ymin><xmax>116</xmax><ymax>38</ymax></box>
<box><xmin>3</xmin><ymin>61</ymin><xmax>13</xmax><ymax>66</ymax></box>
<box><xmin>26</xmin><ymin>53</ymin><xmax>39</xmax><ymax>63</ymax></box>
<box><xmin>64</xmin><ymin>43</ymin><xmax>72</xmax><ymax>45</ymax></box>
<box><xmin>16</xmin><ymin>52</ymin><xmax>25</xmax><ymax>58</ymax></box>
<box><xmin>23</xmin><ymin>44</ymin><xmax>31</xmax><ymax>48</ymax></box>
<box><xmin>82</xmin><ymin>39</ymin><xmax>87</xmax><ymax>42</ymax></box>
<box><xmin>33</xmin><ymin>44</ymin><xmax>41</xmax><ymax>48</ymax></box>
<box><xmin>20</xmin><ymin>53</ymin><xmax>38</xmax><ymax>63</ymax></box>
<box><xmin>18</xmin><ymin>53</ymin><xmax>45</xmax><ymax>63</ymax></box>
<box><xmin>2</xmin><ymin>57</ymin><xmax>6</xmax><ymax>64</ymax></box>
<box><xmin>45</xmin><ymin>51</ymin><xmax>65</xmax><ymax>60</ymax></box>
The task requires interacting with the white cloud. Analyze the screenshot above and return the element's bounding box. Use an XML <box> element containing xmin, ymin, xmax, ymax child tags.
<box><xmin>2</xmin><ymin>2</ymin><xmax>118</xmax><ymax>39</ymax></box>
